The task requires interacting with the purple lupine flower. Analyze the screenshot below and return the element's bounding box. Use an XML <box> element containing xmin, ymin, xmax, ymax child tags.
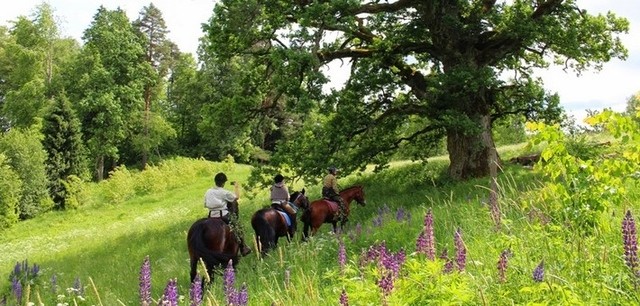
<box><xmin>51</xmin><ymin>274</ymin><xmax>58</xmax><ymax>294</ymax></box>
<box><xmin>338</xmin><ymin>241</ymin><xmax>347</xmax><ymax>273</ymax></box>
<box><xmin>623</xmin><ymin>210</ymin><xmax>638</xmax><ymax>273</ymax></box>
<box><xmin>224</xmin><ymin>260</ymin><xmax>236</xmax><ymax>305</ymax></box>
<box><xmin>373</xmin><ymin>216</ymin><xmax>383</xmax><ymax>227</ymax></box>
<box><xmin>12</xmin><ymin>262</ymin><xmax>21</xmax><ymax>278</ymax></box>
<box><xmin>339</xmin><ymin>289</ymin><xmax>349</xmax><ymax>306</ymax></box>
<box><xmin>416</xmin><ymin>231</ymin><xmax>428</xmax><ymax>255</ymax></box>
<box><xmin>497</xmin><ymin>249</ymin><xmax>509</xmax><ymax>283</ymax></box>
<box><xmin>284</xmin><ymin>268</ymin><xmax>291</xmax><ymax>288</ymax></box>
<box><xmin>424</xmin><ymin>209</ymin><xmax>435</xmax><ymax>260</ymax></box>
<box><xmin>140</xmin><ymin>255</ymin><xmax>152</xmax><ymax>305</ymax></box>
<box><xmin>377</xmin><ymin>272</ymin><xmax>394</xmax><ymax>297</ymax></box>
<box><xmin>32</xmin><ymin>264</ymin><xmax>40</xmax><ymax>279</ymax></box>
<box><xmin>440</xmin><ymin>249</ymin><xmax>454</xmax><ymax>274</ymax></box>
<box><xmin>189</xmin><ymin>274</ymin><xmax>202</xmax><ymax>306</ymax></box>
<box><xmin>454</xmin><ymin>227</ymin><xmax>466</xmax><ymax>271</ymax></box>
<box><xmin>395</xmin><ymin>208</ymin><xmax>406</xmax><ymax>222</ymax></box>
<box><xmin>533</xmin><ymin>260</ymin><xmax>545</xmax><ymax>282</ymax></box>
<box><xmin>158</xmin><ymin>278</ymin><xmax>178</xmax><ymax>306</ymax></box>
<box><xmin>11</xmin><ymin>277</ymin><xmax>22</xmax><ymax>305</ymax></box>
<box><xmin>236</xmin><ymin>283</ymin><xmax>248</xmax><ymax>306</ymax></box>
<box><xmin>73</xmin><ymin>276</ymin><xmax>84</xmax><ymax>296</ymax></box>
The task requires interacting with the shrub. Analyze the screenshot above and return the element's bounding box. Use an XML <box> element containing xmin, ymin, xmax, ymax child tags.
<box><xmin>0</xmin><ymin>154</ymin><xmax>21</xmax><ymax>229</ymax></box>
<box><xmin>0</xmin><ymin>126</ymin><xmax>53</xmax><ymax>218</ymax></box>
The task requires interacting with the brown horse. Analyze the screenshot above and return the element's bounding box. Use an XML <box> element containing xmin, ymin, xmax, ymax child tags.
<box><xmin>301</xmin><ymin>185</ymin><xmax>366</xmax><ymax>238</ymax></box>
<box><xmin>187</xmin><ymin>201</ymin><xmax>241</xmax><ymax>283</ymax></box>
<box><xmin>251</xmin><ymin>189</ymin><xmax>309</xmax><ymax>256</ymax></box>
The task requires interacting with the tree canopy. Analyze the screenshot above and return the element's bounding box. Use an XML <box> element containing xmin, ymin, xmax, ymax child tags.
<box><xmin>206</xmin><ymin>0</ymin><xmax>629</xmax><ymax>181</ymax></box>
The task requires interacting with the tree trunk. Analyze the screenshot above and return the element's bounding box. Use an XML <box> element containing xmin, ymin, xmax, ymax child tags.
<box><xmin>446</xmin><ymin>113</ymin><xmax>496</xmax><ymax>180</ymax></box>
<box><xmin>142</xmin><ymin>86</ymin><xmax>151</xmax><ymax>169</ymax></box>
<box><xmin>96</xmin><ymin>155</ymin><xmax>104</xmax><ymax>181</ymax></box>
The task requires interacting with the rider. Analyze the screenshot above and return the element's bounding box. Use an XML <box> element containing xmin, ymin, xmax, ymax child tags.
<box><xmin>204</xmin><ymin>172</ymin><xmax>251</xmax><ymax>256</ymax></box>
<box><xmin>270</xmin><ymin>174</ymin><xmax>297</xmax><ymax>233</ymax></box>
<box><xmin>322</xmin><ymin>166</ymin><xmax>346</xmax><ymax>222</ymax></box>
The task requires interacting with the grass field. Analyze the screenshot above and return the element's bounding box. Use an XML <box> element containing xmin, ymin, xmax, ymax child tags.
<box><xmin>1</xmin><ymin>141</ymin><xmax>639</xmax><ymax>305</ymax></box>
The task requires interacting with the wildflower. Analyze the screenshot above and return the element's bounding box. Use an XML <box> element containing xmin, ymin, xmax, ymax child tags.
<box><xmin>339</xmin><ymin>289</ymin><xmax>349</xmax><ymax>306</ymax></box>
<box><xmin>377</xmin><ymin>271</ymin><xmax>394</xmax><ymax>296</ymax></box>
<box><xmin>423</xmin><ymin>209</ymin><xmax>436</xmax><ymax>260</ymax></box>
<box><xmin>140</xmin><ymin>256</ymin><xmax>152</xmax><ymax>306</ymax></box>
<box><xmin>533</xmin><ymin>260</ymin><xmax>545</xmax><ymax>282</ymax></box>
<box><xmin>11</xmin><ymin>277</ymin><xmax>22</xmax><ymax>305</ymax></box>
<box><xmin>338</xmin><ymin>241</ymin><xmax>347</xmax><ymax>273</ymax></box>
<box><xmin>454</xmin><ymin>227</ymin><xmax>466</xmax><ymax>271</ymax></box>
<box><xmin>51</xmin><ymin>274</ymin><xmax>58</xmax><ymax>294</ymax></box>
<box><xmin>159</xmin><ymin>278</ymin><xmax>178</xmax><ymax>306</ymax></box>
<box><xmin>72</xmin><ymin>277</ymin><xmax>84</xmax><ymax>296</ymax></box>
<box><xmin>373</xmin><ymin>216</ymin><xmax>383</xmax><ymax>227</ymax></box>
<box><xmin>622</xmin><ymin>210</ymin><xmax>638</xmax><ymax>273</ymax></box>
<box><xmin>395</xmin><ymin>208</ymin><xmax>405</xmax><ymax>222</ymax></box>
<box><xmin>189</xmin><ymin>274</ymin><xmax>202</xmax><ymax>306</ymax></box>
<box><xmin>497</xmin><ymin>249</ymin><xmax>509</xmax><ymax>283</ymax></box>
<box><xmin>236</xmin><ymin>283</ymin><xmax>248</xmax><ymax>306</ymax></box>
<box><xmin>440</xmin><ymin>249</ymin><xmax>454</xmax><ymax>274</ymax></box>
<box><xmin>224</xmin><ymin>260</ymin><xmax>236</xmax><ymax>305</ymax></box>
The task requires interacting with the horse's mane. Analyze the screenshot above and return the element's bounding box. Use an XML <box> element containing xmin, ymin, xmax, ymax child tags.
<box><xmin>340</xmin><ymin>185</ymin><xmax>362</xmax><ymax>192</ymax></box>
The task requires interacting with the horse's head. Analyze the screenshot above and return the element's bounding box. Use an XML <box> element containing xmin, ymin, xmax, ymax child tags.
<box><xmin>353</xmin><ymin>186</ymin><xmax>366</xmax><ymax>207</ymax></box>
<box><xmin>291</xmin><ymin>188</ymin><xmax>310</xmax><ymax>210</ymax></box>
<box><xmin>342</xmin><ymin>185</ymin><xmax>366</xmax><ymax>207</ymax></box>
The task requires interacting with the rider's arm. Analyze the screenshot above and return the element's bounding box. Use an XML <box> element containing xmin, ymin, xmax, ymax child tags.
<box><xmin>233</xmin><ymin>181</ymin><xmax>240</xmax><ymax>200</ymax></box>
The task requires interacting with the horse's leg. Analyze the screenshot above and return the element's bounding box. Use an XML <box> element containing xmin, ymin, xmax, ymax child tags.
<box><xmin>189</xmin><ymin>257</ymin><xmax>198</xmax><ymax>283</ymax></box>
<box><xmin>332</xmin><ymin>222</ymin><xmax>338</xmax><ymax>233</ymax></box>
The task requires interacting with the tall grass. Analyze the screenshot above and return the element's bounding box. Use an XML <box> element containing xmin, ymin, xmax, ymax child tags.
<box><xmin>1</xmin><ymin>150</ymin><xmax>639</xmax><ymax>305</ymax></box>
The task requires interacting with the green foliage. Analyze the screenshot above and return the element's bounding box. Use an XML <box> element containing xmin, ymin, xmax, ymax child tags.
<box><xmin>61</xmin><ymin>175</ymin><xmax>88</xmax><ymax>210</ymax></box>
<box><xmin>0</xmin><ymin>154</ymin><xmax>21</xmax><ymax>229</ymax></box>
<box><xmin>0</xmin><ymin>126</ymin><xmax>53</xmax><ymax>218</ymax></box>
<box><xmin>493</xmin><ymin>115</ymin><xmax>527</xmax><ymax>146</ymax></box>
<box><xmin>41</xmin><ymin>94</ymin><xmax>87</xmax><ymax>209</ymax></box>
<box><xmin>525</xmin><ymin>110</ymin><xmax>640</xmax><ymax>233</ymax></box>
<box><xmin>100</xmin><ymin>157</ymin><xmax>220</xmax><ymax>205</ymax></box>
<box><xmin>206</xmin><ymin>0</ymin><xmax>626</xmax><ymax>180</ymax></box>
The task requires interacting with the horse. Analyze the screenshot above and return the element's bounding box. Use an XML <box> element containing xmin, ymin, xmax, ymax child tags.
<box><xmin>187</xmin><ymin>200</ymin><xmax>241</xmax><ymax>283</ymax></box>
<box><xmin>301</xmin><ymin>185</ymin><xmax>366</xmax><ymax>238</ymax></box>
<box><xmin>251</xmin><ymin>189</ymin><xmax>309</xmax><ymax>256</ymax></box>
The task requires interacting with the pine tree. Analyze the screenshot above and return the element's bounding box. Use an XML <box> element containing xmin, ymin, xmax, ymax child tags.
<box><xmin>41</xmin><ymin>94</ymin><xmax>86</xmax><ymax>209</ymax></box>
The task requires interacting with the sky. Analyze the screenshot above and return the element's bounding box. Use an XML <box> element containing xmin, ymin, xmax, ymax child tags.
<box><xmin>1</xmin><ymin>1</ymin><xmax>639</xmax><ymax>124</ymax></box>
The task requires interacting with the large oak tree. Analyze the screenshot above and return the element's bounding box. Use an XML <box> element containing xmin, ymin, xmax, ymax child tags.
<box><xmin>206</xmin><ymin>0</ymin><xmax>628</xmax><ymax>180</ymax></box>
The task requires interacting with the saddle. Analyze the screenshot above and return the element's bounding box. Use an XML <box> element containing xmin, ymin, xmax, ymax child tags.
<box><xmin>321</xmin><ymin>199</ymin><xmax>339</xmax><ymax>214</ymax></box>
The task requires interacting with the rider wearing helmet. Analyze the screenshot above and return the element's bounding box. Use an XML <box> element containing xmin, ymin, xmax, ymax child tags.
<box><xmin>322</xmin><ymin>166</ymin><xmax>346</xmax><ymax>221</ymax></box>
<box><xmin>204</xmin><ymin>172</ymin><xmax>251</xmax><ymax>256</ymax></box>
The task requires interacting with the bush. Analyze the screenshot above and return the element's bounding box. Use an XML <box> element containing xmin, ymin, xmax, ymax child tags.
<box><xmin>0</xmin><ymin>126</ymin><xmax>53</xmax><ymax>218</ymax></box>
<box><xmin>0</xmin><ymin>154</ymin><xmax>21</xmax><ymax>229</ymax></box>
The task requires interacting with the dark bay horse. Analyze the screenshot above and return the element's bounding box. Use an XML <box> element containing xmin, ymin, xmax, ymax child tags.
<box><xmin>251</xmin><ymin>189</ymin><xmax>309</xmax><ymax>255</ymax></box>
<box><xmin>302</xmin><ymin>185</ymin><xmax>366</xmax><ymax>238</ymax></box>
<box><xmin>187</xmin><ymin>200</ymin><xmax>241</xmax><ymax>283</ymax></box>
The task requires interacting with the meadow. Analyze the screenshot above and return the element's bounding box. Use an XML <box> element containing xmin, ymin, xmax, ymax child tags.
<box><xmin>2</xmin><ymin>121</ymin><xmax>640</xmax><ymax>305</ymax></box>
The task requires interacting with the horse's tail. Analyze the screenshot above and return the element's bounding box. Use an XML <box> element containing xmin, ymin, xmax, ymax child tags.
<box><xmin>301</xmin><ymin>207</ymin><xmax>311</xmax><ymax>239</ymax></box>
<box><xmin>188</xmin><ymin>219</ymin><xmax>236</xmax><ymax>274</ymax></box>
<box><xmin>251</xmin><ymin>210</ymin><xmax>276</xmax><ymax>254</ymax></box>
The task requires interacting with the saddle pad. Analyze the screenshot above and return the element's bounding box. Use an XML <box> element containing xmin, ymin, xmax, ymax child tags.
<box><xmin>325</xmin><ymin>200</ymin><xmax>338</xmax><ymax>213</ymax></box>
<box><xmin>276</xmin><ymin>210</ymin><xmax>291</xmax><ymax>227</ymax></box>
